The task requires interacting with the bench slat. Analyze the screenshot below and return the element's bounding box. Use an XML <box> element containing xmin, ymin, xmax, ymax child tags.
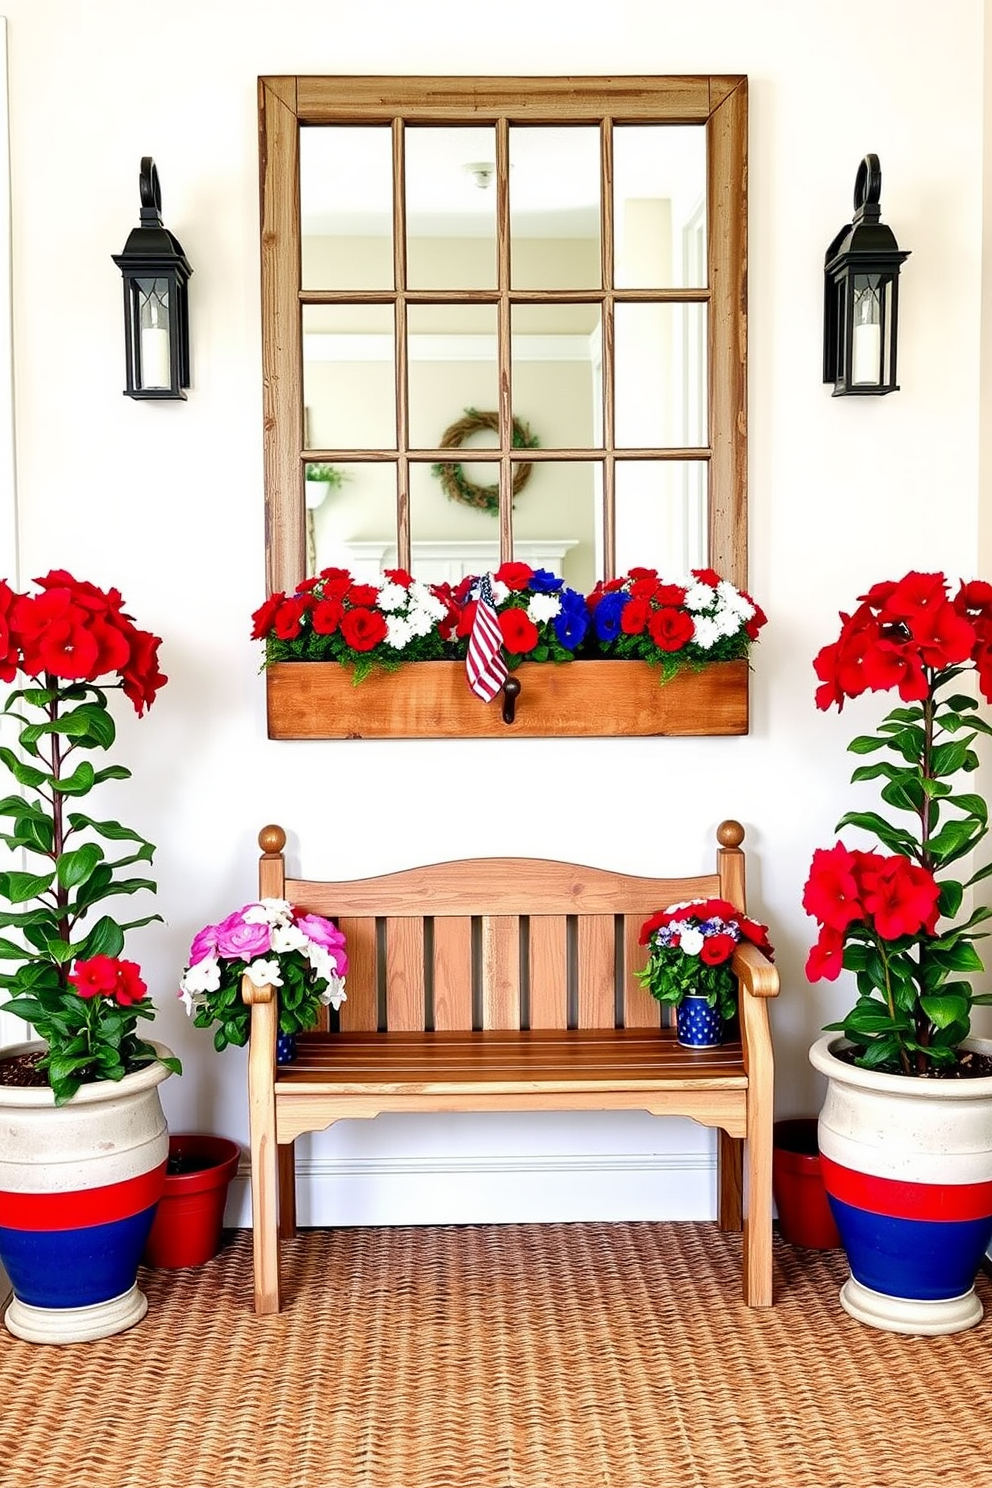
<box><xmin>337</xmin><ymin>917</ymin><xmax>379</xmax><ymax>1031</ymax></box>
<box><xmin>433</xmin><ymin>916</ymin><xmax>473</xmax><ymax>1031</ymax></box>
<box><xmin>528</xmin><ymin>915</ymin><xmax>568</xmax><ymax>1029</ymax></box>
<box><xmin>481</xmin><ymin>915</ymin><xmax>520</xmax><ymax>1029</ymax></box>
<box><xmin>622</xmin><ymin>913</ymin><xmax>662</xmax><ymax>1028</ymax></box>
<box><xmin>577</xmin><ymin>914</ymin><xmax>617</xmax><ymax>1028</ymax></box>
<box><xmin>386</xmin><ymin>917</ymin><xmax>425</xmax><ymax>1031</ymax></box>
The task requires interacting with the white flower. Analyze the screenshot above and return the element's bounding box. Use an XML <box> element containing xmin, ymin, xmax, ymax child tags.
<box><xmin>527</xmin><ymin>593</ymin><xmax>562</xmax><ymax>625</ymax></box>
<box><xmin>717</xmin><ymin>580</ymin><xmax>754</xmax><ymax>619</ymax></box>
<box><xmin>271</xmin><ymin>922</ymin><xmax>308</xmax><ymax>954</ymax></box>
<box><xmin>244</xmin><ymin>957</ymin><xmax>284</xmax><ymax>988</ymax></box>
<box><xmin>319</xmin><ymin>974</ymin><xmax>348</xmax><ymax>1011</ymax></box>
<box><xmin>407</xmin><ymin>607</ymin><xmax>435</xmax><ymax>637</ymax></box>
<box><xmin>180</xmin><ymin>956</ymin><xmax>222</xmax><ymax>995</ymax></box>
<box><xmin>712</xmin><ymin>604</ymin><xmax>743</xmax><ymax>638</ymax></box>
<box><xmin>409</xmin><ymin>582</ymin><xmax>446</xmax><ymax>620</ymax></box>
<box><xmin>678</xmin><ymin>927</ymin><xmax>705</xmax><ymax>956</ymax></box>
<box><xmin>377</xmin><ymin>581</ymin><xmax>407</xmax><ymax>613</ymax></box>
<box><xmin>490</xmin><ymin>579</ymin><xmax>509</xmax><ymax>605</ymax></box>
<box><xmin>244</xmin><ymin>899</ymin><xmax>293</xmax><ymax>926</ymax></box>
<box><xmin>684</xmin><ymin>581</ymin><xmax>716</xmax><ymax>612</ymax></box>
<box><xmin>179</xmin><ymin>985</ymin><xmax>207</xmax><ymax>1016</ymax></box>
<box><xmin>690</xmin><ymin>616</ymin><xmax>720</xmax><ymax>650</ymax></box>
<box><xmin>386</xmin><ymin>614</ymin><xmax>414</xmax><ymax>649</ymax></box>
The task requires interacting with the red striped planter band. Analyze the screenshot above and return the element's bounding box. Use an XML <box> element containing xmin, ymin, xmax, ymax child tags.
<box><xmin>0</xmin><ymin>1161</ymin><xmax>167</xmax><ymax>1232</ymax></box>
<box><xmin>820</xmin><ymin>1154</ymin><xmax>992</xmax><ymax>1223</ymax></box>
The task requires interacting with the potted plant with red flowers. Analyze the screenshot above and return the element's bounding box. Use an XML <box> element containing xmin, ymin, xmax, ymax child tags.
<box><xmin>637</xmin><ymin>898</ymin><xmax>773</xmax><ymax>1047</ymax></box>
<box><xmin>0</xmin><ymin>570</ymin><xmax>179</xmax><ymax>1344</ymax></box>
<box><xmin>804</xmin><ymin>570</ymin><xmax>992</xmax><ymax>1334</ymax></box>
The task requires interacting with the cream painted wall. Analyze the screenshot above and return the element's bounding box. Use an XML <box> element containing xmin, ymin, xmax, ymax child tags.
<box><xmin>0</xmin><ymin>0</ymin><xmax>988</xmax><ymax>1223</ymax></box>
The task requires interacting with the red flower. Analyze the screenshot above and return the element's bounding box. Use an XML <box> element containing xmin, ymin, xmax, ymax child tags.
<box><xmin>859</xmin><ymin>855</ymin><xmax>941</xmax><ymax>940</ymax></box>
<box><xmin>620</xmin><ymin>597</ymin><xmax>649</xmax><ymax>635</ymax></box>
<box><xmin>806</xmin><ymin>925</ymin><xmax>846</xmax><ymax>981</ymax></box>
<box><xmin>498</xmin><ymin>607</ymin><xmax>539</xmax><ymax>654</ymax></box>
<box><xmin>69</xmin><ymin>955</ymin><xmax>121</xmax><ymax>999</ymax></box>
<box><xmin>272</xmin><ymin>597</ymin><xmax>308</xmax><ymax>641</ymax></box>
<box><xmin>0</xmin><ymin>580</ymin><xmax>17</xmax><ymax>682</ymax></box>
<box><xmin>35</xmin><ymin>615</ymin><xmax>100</xmax><ymax>680</ymax></box>
<box><xmin>113</xmin><ymin>959</ymin><xmax>148</xmax><ymax>1007</ymax></box>
<box><xmin>250</xmin><ymin>593</ymin><xmax>284</xmax><ymax>640</ymax></box>
<box><xmin>692</xmin><ymin>567</ymin><xmax>723</xmax><ymax>587</ymax></box>
<box><xmin>455</xmin><ymin>600</ymin><xmax>477</xmax><ymax>639</ymax></box>
<box><xmin>121</xmin><ymin>629</ymin><xmax>167</xmax><ymax>717</ymax></box>
<box><xmin>628</xmin><ymin>576</ymin><xmax>660</xmax><ymax>600</ymax></box>
<box><xmin>802</xmin><ymin>844</ymin><xmax>864</xmax><ymax>932</ymax></box>
<box><xmin>655</xmin><ymin>583</ymin><xmax>688</xmax><ymax>607</ymax></box>
<box><xmin>700</xmin><ymin>933</ymin><xmax>736</xmax><ymax>966</ymax></box>
<box><xmin>384</xmin><ymin>568</ymin><xmax>414</xmax><ymax>588</ymax></box>
<box><xmin>494</xmin><ymin>562</ymin><xmax>533</xmax><ymax>592</ymax></box>
<box><xmin>348</xmin><ymin>584</ymin><xmax>379</xmax><ymax>608</ymax></box>
<box><xmin>311</xmin><ymin>599</ymin><xmax>343</xmax><ymax>635</ymax></box>
<box><xmin>648</xmin><ymin>607</ymin><xmax>694</xmax><ymax>651</ymax></box>
<box><xmin>340</xmin><ymin>607</ymin><xmax>388</xmax><ymax>651</ymax></box>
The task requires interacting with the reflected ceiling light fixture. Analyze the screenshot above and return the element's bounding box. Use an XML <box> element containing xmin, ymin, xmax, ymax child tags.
<box><xmin>823</xmin><ymin>154</ymin><xmax>909</xmax><ymax>396</ymax></box>
<box><xmin>463</xmin><ymin>161</ymin><xmax>496</xmax><ymax>190</ymax></box>
<box><xmin>112</xmin><ymin>157</ymin><xmax>193</xmax><ymax>400</ymax></box>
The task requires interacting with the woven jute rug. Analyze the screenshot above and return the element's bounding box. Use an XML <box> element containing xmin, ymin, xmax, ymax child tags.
<box><xmin>2</xmin><ymin>1222</ymin><xmax>992</xmax><ymax>1488</ymax></box>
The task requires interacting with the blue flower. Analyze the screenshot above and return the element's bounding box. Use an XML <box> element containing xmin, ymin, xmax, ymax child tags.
<box><xmin>529</xmin><ymin>568</ymin><xmax>565</xmax><ymax>594</ymax></box>
<box><xmin>553</xmin><ymin>604</ymin><xmax>589</xmax><ymax>651</ymax></box>
<box><xmin>593</xmin><ymin>591</ymin><xmax>630</xmax><ymax>643</ymax></box>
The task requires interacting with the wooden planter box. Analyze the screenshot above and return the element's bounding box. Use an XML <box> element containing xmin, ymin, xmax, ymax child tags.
<box><xmin>265</xmin><ymin>659</ymin><xmax>750</xmax><ymax>740</ymax></box>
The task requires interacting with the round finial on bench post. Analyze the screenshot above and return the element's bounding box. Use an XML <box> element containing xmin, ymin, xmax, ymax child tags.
<box><xmin>717</xmin><ymin>820</ymin><xmax>745</xmax><ymax>849</ymax></box>
<box><xmin>259</xmin><ymin>824</ymin><xmax>286</xmax><ymax>855</ymax></box>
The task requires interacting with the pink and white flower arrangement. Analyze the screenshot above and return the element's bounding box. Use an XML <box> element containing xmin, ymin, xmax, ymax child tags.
<box><xmin>180</xmin><ymin>899</ymin><xmax>348</xmax><ymax>1051</ymax></box>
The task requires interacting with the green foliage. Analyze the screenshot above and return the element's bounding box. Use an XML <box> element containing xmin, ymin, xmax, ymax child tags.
<box><xmin>1</xmin><ymin>681</ymin><xmax>177</xmax><ymax>1103</ymax></box>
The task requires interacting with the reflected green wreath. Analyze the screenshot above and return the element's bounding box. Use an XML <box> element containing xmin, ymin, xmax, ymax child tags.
<box><xmin>431</xmin><ymin>408</ymin><xmax>539</xmax><ymax>516</ymax></box>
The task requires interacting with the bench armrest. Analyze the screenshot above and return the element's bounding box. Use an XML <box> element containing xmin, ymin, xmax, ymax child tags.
<box><xmin>242</xmin><ymin>976</ymin><xmax>276</xmax><ymax>1007</ymax></box>
<box><xmin>732</xmin><ymin>942</ymin><xmax>779</xmax><ymax>1000</ymax></box>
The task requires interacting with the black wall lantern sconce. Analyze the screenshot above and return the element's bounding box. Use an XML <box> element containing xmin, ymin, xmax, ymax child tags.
<box><xmin>112</xmin><ymin>157</ymin><xmax>192</xmax><ymax>400</ymax></box>
<box><xmin>823</xmin><ymin>154</ymin><xmax>909</xmax><ymax>396</ymax></box>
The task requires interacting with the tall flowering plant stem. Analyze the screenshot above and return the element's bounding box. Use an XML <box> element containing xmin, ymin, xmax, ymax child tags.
<box><xmin>0</xmin><ymin>572</ymin><xmax>178</xmax><ymax>1103</ymax></box>
<box><xmin>804</xmin><ymin>572</ymin><xmax>992</xmax><ymax>1076</ymax></box>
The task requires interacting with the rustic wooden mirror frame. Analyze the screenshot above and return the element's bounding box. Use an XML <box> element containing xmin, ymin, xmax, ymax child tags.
<box><xmin>258</xmin><ymin>74</ymin><xmax>748</xmax><ymax>739</ymax></box>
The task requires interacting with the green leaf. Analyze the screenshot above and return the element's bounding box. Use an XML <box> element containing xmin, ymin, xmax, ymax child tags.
<box><xmin>847</xmin><ymin>735</ymin><xmax>888</xmax><ymax>755</ymax></box>
<box><xmin>880</xmin><ymin>777</ymin><xmax>926</xmax><ymax>813</ymax></box>
<box><xmin>930</xmin><ymin>740</ymin><xmax>973</xmax><ymax>777</ymax></box>
<box><xmin>92</xmin><ymin>765</ymin><xmax>132</xmax><ymax>786</ymax></box>
<box><xmin>0</xmin><ymin>869</ymin><xmax>55</xmax><ymax>903</ymax></box>
<box><xmin>65</xmin><ymin>813</ymin><xmax>152</xmax><ymax>845</ymax></box>
<box><xmin>55</xmin><ymin>703</ymin><xmax>117</xmax><ymax>749</ymax></box>
<box><xmin>75</xmin><ymin>916</ymin><xmax>124</xmax><ymax>960</ymax></box>
<box><xmin>939</xmin><ymin>880</ymin><xmax>965</xmax><ymax>919</ymax></box>
<box><xmin>0</xmin><ymin>747</ymin><xmax>49</xmax><ymax>789</ymax></box>
<box><xmin>834</xmin><ymin>811</ymin><xmax>917</xmax><ymax>855</ymax></box>
<box><xmin>52</xmin><ymin>760</ymin><xmax>96</xmax><ymax>797</ymax></box>
<box><xmin>948</xmin><ymin>793</ymin><xmax>989</xmax><ymax>825</ymax></box>
<box><xmin>927</xmin><ymin>818</ymin><xmax>982</xmax><ymax>865</ymax></box>
<box><xmin>920</xmin><ymin>993</ymin><xmax>972</xmax><ymax>1029</ymax></box>
<box><xmin>56</xmin><ymin>842</ymin><xmax>105</xmax><ymax>890</ymax></box>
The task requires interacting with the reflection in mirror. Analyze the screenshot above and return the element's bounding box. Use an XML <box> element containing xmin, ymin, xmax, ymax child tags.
<box><xmin>300</xmin><ymin>127</ymin><xmax>393</xmax><ymax>291</ymax></box>
<box><xmin>308</xmin><ymin>462</ymin><xmax>396</xmax><ymax>579</ymax></box>
<box><xmin>406</xmin><ymin>126</ymin><xmax>498</xmax><ymax>291</ymax></box>
<box><xmin>409</xmin><ymin>459</ymin><xmax>593</xmax><ymax>592</ymax></box>
<box><xmin>614</xmin><ymin>303</ymin><xmax>708</xmax><ymax>449</ymax></box>
<box><xmin>407</xmin><ymin>304</ymin><xmax>499</xmax><ymax>450</ymax></box>
<box><xmin>511</xmin><ymin>303</ymin><xmax>602</xmax><ymax>451</ymax></box>
<box><xmin>613</xmin><ymin>125</ymin><xmax>707</xmax><ymax>290</ymax></box>
<box><xmin>615</xmin><ymin>460</ymin><xmax>707</xmax><ymax>576</ymax></box>
<box><xmin>509</xmin><ymin>126</ymin><xmax>601</xmax><ymax>291</ymax></box>
<box><xmin>302</xmin><ymin>304</ymin><xmax>396</xmax><ymax>451</ymax></box>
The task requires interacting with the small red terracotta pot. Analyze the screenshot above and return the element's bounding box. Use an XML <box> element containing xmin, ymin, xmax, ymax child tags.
<box><xmin>773</xmin><ymin>1117</ymin><xmax>841</xmax><ymax>1250</ymax></box>
<box><xmin>142</xmin><ymin>1134</ymin><xmax>240</xmax><ymax>1269</ymax></box>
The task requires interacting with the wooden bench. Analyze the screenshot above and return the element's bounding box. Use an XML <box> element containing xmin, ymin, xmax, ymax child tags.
<box><xmin>242</xmin><ymin>821</ymin><xmax>780</xmax><ymax>1315</ymax></box>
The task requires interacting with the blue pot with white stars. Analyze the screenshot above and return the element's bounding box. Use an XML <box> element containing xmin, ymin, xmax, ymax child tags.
<box><xmin>676</xmin><ymin>995</ymin><xmax>724</xmax><ymax>1049</ymax></box>
<box><xmin>276</xmin><ymin>1032</ymin><xmax>297</xmax><ymax>1065</ymax></box>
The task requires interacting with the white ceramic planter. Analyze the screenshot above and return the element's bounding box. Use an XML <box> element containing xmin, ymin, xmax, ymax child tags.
<box><xmin>810</xmin><ymin>1034</ymin><xmax>992</xmax><ymax>1335</ymax></box>
<box><xmin>0</xmin><ymin>1041</ymin><xmax>175</xmax><ymax>1345</ymax></box>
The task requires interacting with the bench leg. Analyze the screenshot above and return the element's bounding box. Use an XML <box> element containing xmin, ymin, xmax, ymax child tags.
<box><xmin>278</xmin><ymin>1141</ymin><xmax>297</xmax><ymax>1240</ymax></box>
<box><xmin>717</xmin><ymin>1130</ymin><xmax>743</xmax><ymax>1231</ymax></box>
<box><xmin>247</xmin><ymin>998</ymin><xmax>281</xmax><ymax>1315</ymax></box>
<box><xmin>742</xmin><ymin>1112</ymin><xmax>774</xmax><ymax>1307</ymax></box>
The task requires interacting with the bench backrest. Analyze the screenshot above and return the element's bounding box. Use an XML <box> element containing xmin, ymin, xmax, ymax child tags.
<box><xmin>258</xmin><ymin>823</ymin><xmax>747</xmax><ymax>1033</ymax></box>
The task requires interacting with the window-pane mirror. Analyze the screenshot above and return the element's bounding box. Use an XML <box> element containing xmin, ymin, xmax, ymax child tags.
<box><xmin>263</xmin><ymin>75</ymin><xmax>747</xmax><ymax>603</ymax></box>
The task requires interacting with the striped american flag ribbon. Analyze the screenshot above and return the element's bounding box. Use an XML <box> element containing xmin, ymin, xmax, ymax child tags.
<box><xmin>465</xmin><ymin>572</ymin><xmax>508</xmax><ymax>702</ymax></box>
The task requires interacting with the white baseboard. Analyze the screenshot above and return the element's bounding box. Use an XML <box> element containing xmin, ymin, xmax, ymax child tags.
<box><xmin>223</xmin><ymin>1150</ymin><xmax>717</xmax><ymax>1229</ymax></box>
